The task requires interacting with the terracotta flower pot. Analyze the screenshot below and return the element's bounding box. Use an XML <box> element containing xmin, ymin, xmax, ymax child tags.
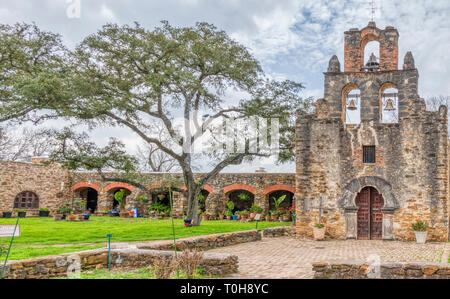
<box><xmin>120</xmin><ymin>212</ymin><xmax>129</xmax><ymax>218</ymax></box>
<box><xmin>202</xmin><ymin>215</ymin><xmax>209</xmax><ymax>221</ymax></box>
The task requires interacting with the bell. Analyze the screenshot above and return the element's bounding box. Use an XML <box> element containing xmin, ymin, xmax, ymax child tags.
<box><xmin>384</xmin><ymin>99</ymin><xmax>396</xmax><ymax>111</ymax></box>
<box><xmin>347</xmin><ymin>99</ymin><xmax>357</xmax><ymax>111</ymax></box>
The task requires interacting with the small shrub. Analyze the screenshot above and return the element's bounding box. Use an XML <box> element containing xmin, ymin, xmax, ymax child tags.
<box><xmin>177</xmin><ymin>249</ymin><xmax>204</xmax><ymax>279</ymax></box>
<box><xmin>412</xmin><ymin>221</ymin><xmax>428</xmax><ymax>232</ymax></box>
<box><xmin>150</xmin><ymin>256</ymin><xmax>176</xmax><ymax>279</ymax></box>
<box><xmin>249</xmin><ymin>204</ymin><xmax>263</xmax><ymax>214</ymax></box>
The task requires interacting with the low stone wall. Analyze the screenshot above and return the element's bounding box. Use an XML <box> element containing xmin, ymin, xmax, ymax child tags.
<box><xmin>262</xmin><ymin>226</ymin><xmax>296</xmax><ymax>238</ymax></box>
<box><xmin>138</xmin><ymin>229</ymin><xmax>261</xmax><ymax>251</ymax></box>
<box><xmin>2</xmin><ymin>248</ymin><xmax>238</xmax><ymax>279</ymax></box>
<box><xmin>313</xmin><ymin>261</ymin><xmax>450</xmax><ymax>279</ymax></box>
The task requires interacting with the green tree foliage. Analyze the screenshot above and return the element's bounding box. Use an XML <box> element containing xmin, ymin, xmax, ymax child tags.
<box><xmin>0</xmin><ymin>23</ymin><xmax>70</xmax><ymax>124</ymax></box>
<box><xmin>0</xmin><ymin>21</ymin><xmax>312</xmax><ymax>226</ymax></box>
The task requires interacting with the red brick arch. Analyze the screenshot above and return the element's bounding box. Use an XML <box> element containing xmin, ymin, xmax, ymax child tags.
<box><xmin>224</xmin><ymin>184</ymin><xmax>256</xmax><ymax>195</ymax></box>
<box><xmin>264</xmin><ymin>184</ymin><xmax>295</xmax><ymax>195</ymax></box>
<box><xmin>105</xmin><ymin>182</ymin><xmax>135</xmax><ymax>192</ymax></box>
<box><xmin>72</xmin><ymin>182</ymin><xmax>101</xmax><ymax>192</ymax></box>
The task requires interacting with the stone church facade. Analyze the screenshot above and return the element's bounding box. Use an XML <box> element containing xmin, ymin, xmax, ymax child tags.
<box><xmin>295</xmin><ymin>22</ymin><xmax>449</xmax><ymax>242</ymax></box>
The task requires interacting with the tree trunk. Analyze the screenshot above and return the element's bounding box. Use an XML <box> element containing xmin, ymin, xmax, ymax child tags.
<box><xmin>186</xmin><ymin>187</ymin><xmax>201</xmax><ymax>226</ymax></box>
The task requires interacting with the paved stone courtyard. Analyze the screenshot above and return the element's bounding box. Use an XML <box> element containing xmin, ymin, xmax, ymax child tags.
<box><xmin>208</xmin><ymin>237</ymin><xmax>450</xmax><ymax>279</ymax></box>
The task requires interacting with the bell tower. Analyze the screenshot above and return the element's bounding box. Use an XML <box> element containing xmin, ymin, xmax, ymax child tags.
<box><xmin>344</xmin><ymin>22</ymin><xmax>399</xmax><ymax>72</ymax></box>
<box><xmin>318</xmin><ymin>22</ymin><xmax>424</xmax><ymax>124</ymax></box>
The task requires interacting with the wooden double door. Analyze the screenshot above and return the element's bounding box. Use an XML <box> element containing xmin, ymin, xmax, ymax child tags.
<box><xmin>355</xmin><ymin>187</ymin><xmax>384</xmax><ymax>240</ymax></box>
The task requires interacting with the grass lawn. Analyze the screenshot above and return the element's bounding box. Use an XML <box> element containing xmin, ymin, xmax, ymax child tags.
<box><xmin>0</xmin><ymin>217</ymin><xmax>289</xmax><ymax>260</ymax></box>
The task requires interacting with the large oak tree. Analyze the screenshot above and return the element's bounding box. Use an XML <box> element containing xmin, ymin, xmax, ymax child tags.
<box><xmin>1</xmin><ymin>21</ymin><xmax>311</xmax><ymax>225</ymax></box>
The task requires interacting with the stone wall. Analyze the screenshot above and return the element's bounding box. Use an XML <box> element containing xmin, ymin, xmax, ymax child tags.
<box><xmin>138</xmin><ymin>229</ymin><xmax>262</xmax><ymax>251</ymax></box>
<box><xmin>313</xmin><ymin>261</ymin><xmax>450</xmax><ymax>279</ymax></box>
<box><xmin>262</xmin><ymin>226</ymin><xmax>296</xmax><ymax>238</ymax></box>
<box><xmin>1</xmin><ymin>248</ymin><xmax>238</xmax><ymax>279</ymax></box>
<box><xmin>344</xmin><ymin>22</ymin><xmax>399</xmax><ymax>72</ymax></box>
<box><xmin>0</xmin><ymin>160</ymin><xmax>73</xmax><ymax>216</ymax></box>
<box><xmin>69</xmin><ymin>172</ymin><xmax>296</xmax><ymax>216</ymax></box>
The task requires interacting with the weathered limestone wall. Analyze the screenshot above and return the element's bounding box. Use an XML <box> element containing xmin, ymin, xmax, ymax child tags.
<box><xmin>70</xmin><ymin>172</ymin><xmax>295</xmax><ymax>215</ymax></box>
<box><xmin>0</xmin><ymin>160</ymin><xmax>73</xmax><ymax>216</ymax></box>
<box><xmin>137</xmin><ymin>229</ymin><xmax>262</xmax><ymax>251</ymax></box>
<box><xmin>295</xmin><ymin>22</ymin><xmax>449</xmax><ymax>242</ymax></box>
<box><xmin>313</xmin><ymin>261</ymin><xmax>450</xmax><ymax>279</ymax></box>
<box><xmin>1</xmin><ymin>248</ymin><xmax>238</xmax><ymax>279</ymax></box>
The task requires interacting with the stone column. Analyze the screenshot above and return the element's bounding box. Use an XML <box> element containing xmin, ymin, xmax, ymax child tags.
<box><xmin>344</xmin><ymin>208</ymin><xmax>358</xmax><ymax>239</ymax></box>
<box><xmin>254</xmin><ymin>189</ymin><xmax>267</xmax><ymax>213</ymax></box>
<box><xmin>206</xmin><ymin>190</ymin><xmax>226</xmax><ymax>215</ymax></box>
<box><xmin>382</xmin><ymin>209</ymin><xmax>394</xmax><ymax>240</ymax></box>
<box><xmin>97</xmin><ymin>191</ymin><xmax>110</xmax><ymax>213</ymax></box>
<box><xmin>172</xmin><ymin>191</ymin><xmax>186</xmax><ymax>215</ymax></box>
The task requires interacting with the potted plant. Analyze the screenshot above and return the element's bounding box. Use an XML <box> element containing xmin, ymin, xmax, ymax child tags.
<box><xmin>249</xmin><ymin>204</ymin><xmax>263</xmax><ymax>219</ymax></box>
<box><xmin>272</xmin><ymin>194</ymin><xmax>286</xmax><ymax>217</ymax></box>
<box><xmin>240</xmin><ymin>210</ymin><xmax>249</xmax><ymax>220</ymax></box>
<box><xmin>282</xmin><ymin>213</ymin><xmax>291</xmax><ymax>222</ymax></box>
<box><xmin>2</xmin><ymin>211</ymin><xmax>12</xmax><ymax>218</ymax></box>
<box><xmin>226</xmin><ymin>201</ymin><xmax>235</xmax><ymax>220</ymax></box>
<box><xmin>206</xmin><ymin>211</ymin><xmax>216</xmax><ymax>220</ymax></box>
<box><xmin>412</xmin><ymin>221</ymin><xmax>428</xmax><ymax>244</ymax></box>
<box><xmin>15</xmin><ymin>209</ymin><xmax>26</xmax><ymax>218</ymax></box>
<box><xmin>67</xmin><ymin>212</ymin><xmax>77</xmax><ymax>221</ymax></box>
<box><xmin>77</xmin><ymin>215</ymin><xmax>85</xmax><ymax>221</ymax></box>
<box><xmin>201</xmin><ymin>212</ymin><xmax>209</xmax><ymax>221</ymax></box>
<box><xmin>114</xmin><ymin>189</ymin><xmax>129</xmax><ymax>218</ymax></box>
<box><xmin>225</xmin><ymin>210</ymin><xmax>233</xmax><ymax>220</ymax></box>
<box><xmin>270</xmin><ymin>210</ymin><xmax>279</xmax><ymax>222</ymax></box>
<box><xmin>313</xmin><ymin>223</ymin><xmax>326</xmax><ymax>240</ymax></box>
<box><xmin>39</xmin><ymin>208</ymin><xmax>50</xmax><ymax>217</ymax></box>
<box><xmin>265</xmin><ymin>214</ymin><xmax>270</xmax><ymax>222</ymax></box>
<box><xmin>184</xmin><ymin>219</ymin><xmax>192</xmax><ymax>227</ymax></box>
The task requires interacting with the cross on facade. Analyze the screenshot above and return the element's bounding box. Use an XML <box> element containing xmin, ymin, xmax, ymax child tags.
<box><xmin>368</xmin><ymin>0</ymin><xmax>378</xmax><ymax>22</ymax></box>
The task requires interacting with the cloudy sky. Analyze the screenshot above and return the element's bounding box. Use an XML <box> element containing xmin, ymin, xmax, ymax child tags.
<box><xmin>1</xmin><ymin>0</ymin><xmax>450</xmax><ymax>172</ymax></box>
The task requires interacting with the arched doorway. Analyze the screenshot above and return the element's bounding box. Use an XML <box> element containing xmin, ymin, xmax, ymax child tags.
<box><xmin>85</xmin><ymin>188</ymin><xmax>98</xmax><ymax>213</ymax></box>
<box><xmin>355</xmin><ymin>186</ymin><xmax>384</xmax><ymax>240</ymax></box>
<box><xmin>267</xmin><ymin>190</ymin><xmax>294</xmax><ymax>212</ymax></box>
<box><xmin>226</xmin><ymin>190</ymin><xmax>254</xmax><ymax>213</ymax></box>
<box><xmin>112</xmin><ymin>189</ymin><xmax>131</xmax><ymax>210</ymax></box>
<box><xmin>73</xmin><ymin>187</ymin><xmax>98</xmax><ymax>213</ymax></box>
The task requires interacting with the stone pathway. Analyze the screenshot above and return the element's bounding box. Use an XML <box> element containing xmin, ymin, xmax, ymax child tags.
<box><xmin>208</xmin><ymin>237</ymin><xmax>449</xmax><ymax>279</ymax></box>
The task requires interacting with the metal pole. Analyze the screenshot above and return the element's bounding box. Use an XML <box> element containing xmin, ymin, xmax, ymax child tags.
<box><xmin>1</xmin><ymin>216</ymin><xmax>20</xmax><ymax>279</ymax></box>
<box><xmin>107</xmin><ymin>234</ymin><xmax>112</xmax><ymax>271</ymax></box>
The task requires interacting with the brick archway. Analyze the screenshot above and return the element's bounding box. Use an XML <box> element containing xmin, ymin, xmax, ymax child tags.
<box><xmin>72</xmin><ymin>182</ymin><xmax>101</xmax><ymax>192</ymax></box>
<box><xmin>105</xmin><ymin>182</ymin><xmax>135</xmax><ymax>192</ymax></box>
<box><xmin>264</xmin><ymin>184</ymin><xmax>295</xmax><ymax>195</ymax></box>
<box><xmin>223</xmin><ymin>184</ymin><xmax>256</xmax><ymax>195</ymax></box>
